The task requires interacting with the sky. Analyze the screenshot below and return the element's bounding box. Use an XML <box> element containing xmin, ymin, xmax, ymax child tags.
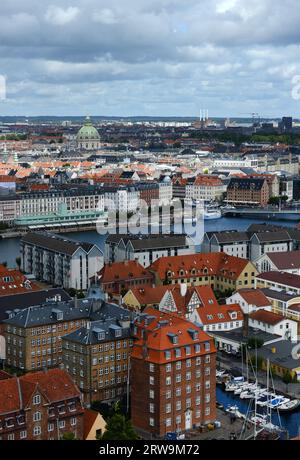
<box><xmin>1</xmin><ymin>0</ymin><xmax>300</xmax><ymax>117</ymax></box>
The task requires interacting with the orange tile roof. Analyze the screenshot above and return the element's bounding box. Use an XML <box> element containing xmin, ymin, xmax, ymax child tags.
<box><xmin>237</xmin><ymin>289</ymin><xmax>271</xmax><ymax>307</ymax></box>
<box><xmin>150</xmin><ymin>253</ymin><xmax>250</xmax><ymax>282</ymax></box>
<box><xmin>131</xmin><ymin>307</ymin><xmax>216</xmax><ymax>363</ymax></box>
<box><xmin>126</xmin><ymin>285</ymin><xmax>171</xmax><ymax>305</ymax></box>
<box><xmin>0</xmin><ymin>369</ymin><xmax>82</xmax><ymax>414</ymax></box>
<box><xmin>98</xmin><ymin>261</ymin><xmax>153</xmax><ymax>284</ymax></box>
<box><xmin>0</xmin><ymin>265</ymin><xmax>40</xmax><ymax>296</ymax></box>
<box><xmin>249</xmin><ymin>310</ymin><xmax>285</xmax><ymax>325</ymax></box>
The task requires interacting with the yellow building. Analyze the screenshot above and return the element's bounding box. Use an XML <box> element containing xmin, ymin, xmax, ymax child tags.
<box><xmin>84</xmin><ymin>409</ymin><xmax>106</xmax><ymax>440</ymax></box>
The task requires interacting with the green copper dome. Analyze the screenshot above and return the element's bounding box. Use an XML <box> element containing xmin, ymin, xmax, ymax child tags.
<box><xmin>76</xmin><ymin>116</ymin><xmax>100</xmax><ymax>141</ymax></box>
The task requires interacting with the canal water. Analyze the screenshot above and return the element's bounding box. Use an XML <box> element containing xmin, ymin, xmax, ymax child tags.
<box><xmin>0</xmin><ymin>217</ymin><xmax>297</xmax><ymax>267</ymax></box>
<box><xmin>216</xmin><ymin>385</ymin><xmax>300</xmax><ymax>438</ymax></box>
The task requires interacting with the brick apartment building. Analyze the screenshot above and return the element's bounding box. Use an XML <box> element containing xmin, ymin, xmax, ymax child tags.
<box><xmin>62</xmin><ymin>303</ymin><xmax>135</xmax><ymax>405</ymax></box>
<box><xmin>131</xmin><ymin>308</ymin><xmax>217</xmax><ymax>439</ymax></box>
<box><xmin>0</xmin><ymin>369</ymin><xmax>84</xmax><ymax>440</ymax></box>
<box><xmin>95</xmin><ymin>260</ymin><xmax>154</xmax><ymax>295</ymax></box>
<box><xmin>226</xmin><ymin>177</ymin><xmax>270</xmax><ymax>207</ymax></box>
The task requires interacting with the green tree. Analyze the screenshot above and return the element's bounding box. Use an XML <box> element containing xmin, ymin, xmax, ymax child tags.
<box><xmin>101</xmin><ymin>414</ymin><xmax>138</xmax><ymax>440</ymax></box>
<box><xmin>61</xmin><ymin>432</ymin><xmax>77</xmax><ymax>440</ymax></box>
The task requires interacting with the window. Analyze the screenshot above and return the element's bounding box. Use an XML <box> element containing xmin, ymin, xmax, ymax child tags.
<box><xmin>149</xmin><ymin>390</ymin><xmax>154</xmax><ymax>399</ymax></box>
<box><xmin>166</xmin><ymin>364</ymin><xmax>172</xmax><ymax>373</ymax></box>
<box><xmin>149</xmin><ymin>418</ymin><xmax>155</xmax><ymax>427</ymax></box>
<box><xmin>176</xmin><ymin>401</ymin><xmax>181</xmax><ymax>411</ymax></box>
<box><xmin>59</xmin><ymin>420</ymin><xmax>65</xmax><ymax>429</ymax></box>
<box><xmin>166</xmin><ymin>390</ymin><xmax>171</xmax><ymax>399</ymax></box>
<box><xmin>186</xmin><ymin>372</ymin><xmax>191</xmax><ymax>381</ymax></box>
<box><xmin>149</xmin><ymin>403</ymin><xmax>155</xmax><ymax>413</ymax></box>
<box><xmin>176</xmin><ymin>388</ymin><xmax>181</xmax><ymax>397</ymax></box>
<box><xmin>149</xmin><ymin>363</ymin><xmax>155</xmax><ymax>373</ymax></box>
<box><xmin>176</xmin><ymin>374</ymin><xmax>181</xmax><ymax>383</ymax></box>
<box><xmin>166</xmin><ymin>403</ymin><xmax>171</xmax><ymax>414</ymax></box>
<box><xmin>71</xmin><ymin>417</ymin><xmax>77</xmax><ymax>426</ymax></box>
<box><xmin>20</xmin><ymin>430</ymin><xmax>27</xmax><ymax>439</ymax></box>
<box><xmin>48</xmin><ymin>423</ymin><xmax>54</xmax><ymax>432</ymax></box>
<box><xmin>33</xmin><ymin>394</ymin><xmax>41</xmax><ymax>405</ymax></box>
<box><xmin>166</xmin><ymin>376</ymin><xmax>171</xmax><ymax>386</ymax></box>
<box><xmin>33</xmin><ymin>426</ymin><xmax>41</xmax><ymax>437</ymax></box>
<box><xmin>166</xmin><ymin>418</ymin><xmax>172</xmax><ymax>427</ymax></box>
<box><xmin>149</xmin><ymin>376</ymin><xmax>154</xmax><ymax>385</ymax></box>
<box><xmin>176</xmin><ymin>361</ymin><xmax>181</xmax><ymax>370</ymax></box>
<box><xmin>33</xmin><ymin>412</ymin><xmax>41</xmax><ymax>422</ymax></box>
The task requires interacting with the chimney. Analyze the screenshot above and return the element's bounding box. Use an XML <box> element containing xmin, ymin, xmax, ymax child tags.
<box><xmin>180</xmin><ymin>283</ymin><xmax>187</xmax><ymax>297</ymax></box>
<box><xmin>242</xmin><ymin>314</ymin><xmax>249</xmax><ymax>338</ymax></box>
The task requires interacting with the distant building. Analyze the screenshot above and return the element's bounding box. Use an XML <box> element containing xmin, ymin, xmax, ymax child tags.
<box><xmin>105</xmin><ymin>234</ymin><xmax>195</xmax><ymax>267</ymax></box>
<box><xmin>76</xmin><ymin>117</ymin><xmax>101</xmax><ymax>150</ymax></box>
<box><xmin>256</xmin><ymin>271</ymin><xmax>300</xmax><ymax>295</ymax></box>
<box><xmin>226</xmin><ymin>177</ymin><xmax>270</xmax><ymax>207</ymax></box>
<box><xmin>0</xmin><ymin>369</ymin><xmax>84</xmax><ymax>440</ymax></box>
<box><xmin>227</xmin><ymin>288</ymin><xmax>272</xmax><ymax>314</ymax></box>
<box><xmin>131</xmin><ymin>308</ymin><xmax>217</xmax><ymax>438</ymax></box>
<box><xmin>256</xmin><ymin>251</ymin><xmax>300</xmax><ymax>275</ymax></box>
<box><xmin>279</xmin><ymin>117</ymin><xmax>293</xmax><ymax>134</ymax></box>
<box><xmin>21</xmin><ymin>232</ymin><xmax>103</xmax><ymax>291</ymax></box>
<box><xmin>0</xmin><ymin>264</ymin><xmax>40</xmax><ymax>297</ymax></box>
<box><xmin>95</xmin><ymin>260</ymin><xmax>154</xmax><ymax>295</ymax></box>
<box><xmin>149</xmin><ymin>253</ymin><xmax>258</xmax><ymax>293</ymax></box>
<box><xmin>185</xmin><ymin>175</ymin><xmax>226</xmax><ymax>202</ymax></box>
<box><xmin>249</xmin><ymin>310</ymin><xmax>297</xmax><ymax>342</ymax></box>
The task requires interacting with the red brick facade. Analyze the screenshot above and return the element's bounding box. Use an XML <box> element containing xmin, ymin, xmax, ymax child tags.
<box><xmin>131</xmin><ymin>308</ymin><xmax>217</xmax><ymax>439</ymax></box>
<box><xmin>0</xmin><ymin>369</ymin><xmax>84</xmax><ymax>440</ymax></box>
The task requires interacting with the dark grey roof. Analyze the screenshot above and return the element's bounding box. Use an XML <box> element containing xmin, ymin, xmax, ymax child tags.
<box><xmin>63</xmin><ymin>317</ymin><xmax>132</xmax><ymax>345</ymax></box>
<box><xmin>260</xmin><ymin>288</ymin><xmax>298</xmax><ymax>302</ymax></box>
<box><xmin>106</xmin><ymin>233</ymin><xmax>188</xmax><ymax>250</ymax></box>
<box><xmin>21</xmin><ymin>232</ymin><xmax>99</xmax><ymax>256</ymax></box>
<box><xmin>3</xmin><ymin>297</ymin><xmax>134</xmax><ymax>329</ymax></box>
<box><xmin>210</xmin><ymin>326</ymin><xmax>281</xmax><ymax>345</ymax></box>
<box><xmin>0</xmin><ymin>288</ymin><xmax>71</xmax><ymax>322</ymax></box>
<box><xmin>250</xmin><ymin>340</ymin><xmax>300</xmax><ymax>370</ymax></box>
<box><xmin>227</xmin><ymin>177</ymin><xmax>266</xmax><ymax>191</ymax></box>
<box><xmin>252</xmin><ymin>231</ymin><xmax>292</xmax><ymax>243</ymax></box>
<box><xmin>212</xmin><ymin>232</ymin><xmax>249</xmax><ymax>244</ymax></box>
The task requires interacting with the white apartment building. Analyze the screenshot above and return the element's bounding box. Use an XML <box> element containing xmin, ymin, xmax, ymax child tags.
<box><xmin>185</xmin><ymin>176</ymin><xmax>226</xmax><ymax>202</ymax></box>
<box><xmin>0</xmin><ymin>188</ymin><xmax>105</xmax><ymax>224</ymax></box>
<box><xmin>21</xmin><ymin>232</ymin><xmax>103</xmax><ymax>291</ymax></box>
<box><xmin>104</xmin><ymin>188</ymin><xmax>140</xmax><ymax>213</ymax></box>
<box><xmin>213</xmin><ymin>158</ymin><xmax>258</xmax><ymax>169</ymax></box>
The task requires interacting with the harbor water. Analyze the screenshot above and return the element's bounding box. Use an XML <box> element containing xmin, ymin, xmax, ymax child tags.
<box><xmin>216</xmin><ymin>385</ymin><xmax>300</xmax><ymax>439</ymax></box>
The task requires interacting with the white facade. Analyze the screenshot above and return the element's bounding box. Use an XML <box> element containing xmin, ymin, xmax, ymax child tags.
<box><xmin>249</xmin><ymin>316</ymin><xmax>297</xmax><ymax>342</ymax></box>
<box><xmin>213</xmin><ymin>158</ymin><xmax>258</xmax><ymax>169</ymax></box>
<box><xmin>21</xmin><ymin>240</ymin><xmax>103</xmax><ymax>291</ymax></box>
<box><xmin>256</xmin><ymin>254</ymin><xmax>300</xmax><ymax>275</ymax></box>
<box><xmin>104</xmin><ymin>189</ymin><xmax>140</xmax><ymax>213</ymax></box>
<box><xmin>250</xmin><ymin>234</ymin><xmax>293</xmax><ymax>263</ymax></box>
<box><xmin>226</xmin><ymin>292</ymin><xmax>272</xmax><ymax>315</ymax></box>
<box><xmin>210</xmin><ymin>235</ymin><xmax>249</xmax><ymax>259</ymax></box>
<box><xmin>0</xmin><ymin>191</ymin><xmax>105</xmax><ymax>223</ymax></box>
<box><xmin>158</xmin><ymin>182</ymin><xmax>173</xmax><ymax>206</ymax></box>
<box><xmin>185</xmin><ymin>182</ymin><xmax>226</xmax><ymax>202</ymax></box>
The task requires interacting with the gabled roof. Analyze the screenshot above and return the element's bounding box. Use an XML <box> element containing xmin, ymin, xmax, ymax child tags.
<box><xmin>21</xmin><ymin>232</ymin><xmax>99</xmax><ymax>256</ymax></box>
<box><xmin>235</xmin><ymin>289</ymin><xmax>271</xmax><ymax>307</ymax></box>
<box><xmin>265</xmin><ymin>251</ymin><xmax>300</xmax><ymax>270</ymax></box>
<box><xmin>257</xmin><ymin>271</ymin><xmax>300</xmax><ymax>289</ymax></box>
<box><xmin>150</xmin><ymin>253</ymin><xmax>252</xmax><ymax>282</ymax></box>
<box><xmin>249</xmin><ymin>310</ymin><xmax>286</xmax><ymax>325</ymax></box>
<box><xmin>98</xmin><ymin>260</ymin><xmax>153</xmax><ymax>284</ymax></box>
<box><xmin>0</xmin><ymin>369</ymin><xmax>81</xmax><ymax>414</ymax></box>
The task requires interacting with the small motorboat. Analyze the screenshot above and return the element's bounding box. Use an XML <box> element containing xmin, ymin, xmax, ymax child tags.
<box><xmin>225</xmin><ymin>405</ymin><xmax>244</xmax><ymax>419</ymax></box>
<box><xmin>266</xmin><ymin>396</ymin><xmax>287</xmax><ymax>410</ymax></box>
<box><xmin>278</xmin><ymin>399</ymin><xmax>300</xmax><ymax>413</ymax></box>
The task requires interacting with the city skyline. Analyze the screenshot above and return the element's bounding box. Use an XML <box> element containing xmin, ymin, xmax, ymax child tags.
<box><xmin>1</xmin><ymin>1</ymin><xmax>300</xmax><ymax>117</ymax></box>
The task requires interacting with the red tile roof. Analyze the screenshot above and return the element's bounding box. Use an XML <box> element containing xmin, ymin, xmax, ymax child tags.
<box><xmin>150</xmin><ymin>253</ymin><xmax>251</xmax><ymax>282</ymax></box>
<box><xmin>0</xmin><ymin>265</ymin><xmax>40</xmax><ymax>296</ymax></box>
<box><xmin>236</xmin><ymin>289</ymin><xmax>271</xmax><ymax>308</ymax></box>
<box><xmin>249</xmin><ymin>310</ymin><xmax>286</xmax><ymax>325</ymax></box>
<box><xmin>132</xmin><ymin>307</ymin><xmax>216</xmax><ymax>364</ymax></box>
<box><xmin>97</xmin><ymin>260</ymin><xmax>153</xmax><ymax>284</ymax></box>
<box><xmin>0</xmin><ymin>369</ymin><xmax>81</xmax><ymax>414</ymax></box>
<box><xmin>83</xmin><ymin>409</ymin><xmax>103</xmax><ymax>439</ymax></box>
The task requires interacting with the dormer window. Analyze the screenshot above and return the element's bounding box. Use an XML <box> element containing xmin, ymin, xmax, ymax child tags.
<box><xmin>230</xmin><ymin>312</ymin><xmax>237</xmax><ymax>320</ymax></box>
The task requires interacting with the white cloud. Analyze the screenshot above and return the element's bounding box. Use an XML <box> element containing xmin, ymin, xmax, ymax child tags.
<box><xmin>45</xmin><ymin>6</ymin><xmax>80</xmax><ymax>26</ymax></box>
